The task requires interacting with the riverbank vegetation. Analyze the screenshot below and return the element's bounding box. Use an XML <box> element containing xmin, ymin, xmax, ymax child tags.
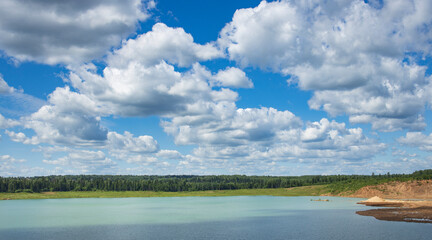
<box><xmin>326</xmin><ymin>169</ymin><xmax>432</xmax><ymax>195</ymax></box>
<box><xmin>0</xmin><ymin>185</ymin><xmax>329</xmax><ymax>200</ymax></box>
<box><xmin>1</xmin><ymin>170</ymin><xmax>431</xmax><ymax>199</ymax></box>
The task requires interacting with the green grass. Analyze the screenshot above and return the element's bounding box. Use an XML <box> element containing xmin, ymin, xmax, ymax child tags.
<box><xmin>0</xmin><ymin>185</ymin><xmax>330</xmax><ymax>200</ymax></box>
<box><xmin>325</xmin><ymin>178</ymin><xmax>405</xmax><ymax>195</ymax></box>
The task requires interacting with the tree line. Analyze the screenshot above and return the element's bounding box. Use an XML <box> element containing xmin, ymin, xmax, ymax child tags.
<box><xmin>1</xmin><ymin>169</ymin><xmax>431</xmax><ymax>193</ymax></box>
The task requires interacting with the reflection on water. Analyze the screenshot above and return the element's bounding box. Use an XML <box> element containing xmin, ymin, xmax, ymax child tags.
<box><xmin>0</xmin><ymin>196</ymin><xmax>431</xmax><ymax>240</ymax></box>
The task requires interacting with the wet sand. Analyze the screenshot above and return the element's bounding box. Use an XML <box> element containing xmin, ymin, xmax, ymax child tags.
<box><xmin>357</xmin><ymin>206</ymin><xmax>432</xmax><ymax>223</ymax></box>
<box><xmin>356</xmin><ymin>196</ymin><xmax>432</xmax><ymax>223</ymax></box>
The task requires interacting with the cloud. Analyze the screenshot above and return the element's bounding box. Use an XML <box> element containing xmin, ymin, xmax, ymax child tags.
<box><xmin>106</xmin><ymin>132</ymin><xmax>181</xmax><ymax>166</ymax></box>
<box><xmin>107</xmin><ymin>131</ymin><xmax>159</xmax><ymax>154</ymax></box>
<box><xmin>220</xmin><ymin>0</ymin><xmax>432</xmax><ymax>72</ymax></box>
<box><xmin>0</xmin><ymin>114</ymin><xmax>19</xmax><ymax>129</ymax></box>
<box><xmin>212</xmin><ymin>67</ymin><xmax>253</xmax><ymax>88</ymax></box>
<box><xmin>155</xmin><ymin>149</ymin><xmax>183</xmax><ymax>159</ymax></box>
<box><xmin>42</xmin><ymin>149</ymin><xmax>116</xmax><ymax>174</ymax></box>
<box><xmin>0</xmin><ymin>0</ymin><xmax>152</xmax><ymax>65</ymax></box>
<box><xmin>14</xmin><ymin>24</ymin><xmax>241</xmax><ymax>149</ymax></box>
<box><xmin>5</xmin><ymin>130</ymin><xmax>39</xmax><ymax>145</ymax></box>
<box><xmin>163</xmin><ymin>99</ymin><xmax>385</xmax><ymax>173</ymax></box>
<box><xmin>0</xmin><ymin>154</ymin><xmax>26</xmax><ymax>176</ymax></box>
<box><xmin>277</xmin><ymin>119</ymin><xmax>386</xmax><ymax>161</ymax></box>
<box><xmin>307</xmin><ymin>58</ymin><xmax>430</xmax><ymax>131</ymax></box>
<box><xmin>1</xmin><ymin>4</ymin><xmax>397</xmax><ymax>175</ymax></box>
<box><xmin>219</xmin><ymin>0</ymin><xmax>432</xmax><ymax>131</ymax></box>
<box><xmin>21</xmin><ymin>87</ymin><xmax>107</xmax><ymax>146</ymax></box>
<box><xmin>163</xmin><ymin>106</ymin><xmax>302</xmax><ymax>146</ymax></box>
<box><xmin>65</xmin><ymin>24</ymin><xmax>231</xmax><ymax>118</ymax></box>
<box><xmin>200</xmin><ymin>118</ymin><xmax>383</xmax><ymax>162</ymax></box>
<box><xmin>0</xmin><ymin>74</ymin><xmax>46</xmax><ymax>117</ymax></box>
<box><xmin>0</xmin><ymin>75</ymin><xmax>14</xmax><ymax>94</ymax></box>
<box><xmin>69</xmin><ymin>61</ymin><xmax>240</xmax><ymax>117</ymax></box>
<box><xmin>1</xmin><ymin>84</ymin><xmax>107</xmax><ymax>147</ymax></box>
<box><xmin>0</xmin><ymin>154</ymin><xmax>25</xmax><ymax>163</ymax></box>
<box><xmin>107</xmin><ymin>23</ymin><xmax>223</xmax><ymax>68</ymax></box>
<box><xmin>51</xmin><ymin>19</ymin><xmax>387</xmax><ymax>173</ymax></box>
<box><xmin>30</xmin><ymin>131</ymin><xmax>175</xmax><ymax>170</ymax></box>
<box><xmin>398</xmin><ymin>132</ymin><xmax>432</xmax><ymax>151</ymax></box>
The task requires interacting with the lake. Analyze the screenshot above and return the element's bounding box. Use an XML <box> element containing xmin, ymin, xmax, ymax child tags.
<box><xmin>0</xmin><ymin>196</ymin><xmax>431</xmax><ymax>239</ymax></box>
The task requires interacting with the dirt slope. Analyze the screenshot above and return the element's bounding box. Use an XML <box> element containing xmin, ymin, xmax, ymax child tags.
<box><xmin>348</xmin><ymin>180</ymin><xmax>432</xmax><ymax>199</ymax></box>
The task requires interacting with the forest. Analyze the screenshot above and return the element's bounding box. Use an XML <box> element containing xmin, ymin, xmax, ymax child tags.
<box><xmin>1</xmin><ymin>169</ymin><xmax>431</xmax><ymax>193</ymax></box>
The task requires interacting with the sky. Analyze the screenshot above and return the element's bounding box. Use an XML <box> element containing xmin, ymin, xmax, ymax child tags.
<box><xmin>0</xmin><ymin>0</ymin><xmax>432</xmax><ymax>177</ymax></box>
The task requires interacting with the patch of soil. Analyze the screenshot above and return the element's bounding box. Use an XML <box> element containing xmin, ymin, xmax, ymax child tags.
<box><xmin>357</xmin><ymin>207</ymin><xmax>432</xmax><ymax>224</ymax></box>
<box><xmin>349</xmin><ymin>180</ymin><xmax>432</xmax><ymax>199</ymax></box>
<box><xmin>360</xmin><ymin>202</ymin><xmax>404</xmax><ymax>207</ymax></box>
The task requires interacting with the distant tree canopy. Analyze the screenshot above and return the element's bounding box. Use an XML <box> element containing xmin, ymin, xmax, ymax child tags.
<box><xmin>1</xmin><ymin>170</ymin><xmax>431</xmax><ymax>193</ymax></box>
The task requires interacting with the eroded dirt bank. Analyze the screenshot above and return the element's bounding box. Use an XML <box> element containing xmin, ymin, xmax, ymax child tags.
<box><xmin>356</xmin><ymin>197</ymin><xmax>432</xmax><ymax>224</ymax></box>
<box><xmin>348</xmin><ymin>180</ymin><xmax>432</xmax><ymax>199</ymax></box>
<box><xmin>343</xmin><ymin>181</ymin><xmax>432</xmax><ymax>223</ymax></box>
<box><xmin>354</xmin><ymin>190</ymin><xmax>432</xmax><ymax>224</ymax></box>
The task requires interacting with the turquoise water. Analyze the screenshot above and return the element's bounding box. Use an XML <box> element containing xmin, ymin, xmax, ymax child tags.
<box><xmin>0</xmin><ymin>196</ymin><xmax>431</xmax><ymax>239</ymax></box>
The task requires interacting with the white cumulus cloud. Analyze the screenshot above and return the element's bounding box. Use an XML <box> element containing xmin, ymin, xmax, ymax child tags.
<box><xmin>398</xmin><ymin>132</ymin><xmax>432</xmax><ymax>151</ymax></box>
<box><xmin>219</xmin><ymin>0</ymin><xmax>432</xmax><ymax>132</ymax></box>
<box><xmin>0</xmin><ymin>0</ymin><xmax>152</xmax><ymax>65</ymax></box>
<box><xmin>212</xmin><ymin>67</ymin><xmax>253</xmax><ymax>88</ymax></box>
<box><xmin>0</xmin><ymin>75</ymin><xmax>15</xmax><ymax>94</ymax></box>
<box><xmin>107</xmin><ymin>131</ymin><xmax>159</xmax><ymax>154</ymax></box>
<box><xmin>42</xmin><ymin>150</ymin><xmax>116</xmax><ymax>174</ymax></box>
<box><xmin>0</xmin><ymin>114</ymin><xmax>19</xmax><ymax>129</ymax></box>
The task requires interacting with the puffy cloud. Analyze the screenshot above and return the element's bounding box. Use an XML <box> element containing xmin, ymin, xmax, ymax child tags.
<box><xmin>107</xmin><ymin>131</ymin><xmax>159</xmax><ymax>154</ymax></box>
<box><xmin>0</xmin><ymin>154</ymin><xmax>26</xmax><ymax>176</ymax></box>
<box><xmin>0</xmin><ymin>75</ymin><xmax>14</xmax><ymax>94</ymax></box>
<box><xmin>0</xmin><ymin>0</ymin><xmax>152</xmax><ymax>65</ymax></box>
<box><xmin>69</xmin><ymin>61</ymin><xmax>185</xmax><ymax>117</ymax></box>
<box><xmin>112</xmin><ymin>154</ymin><xmax>158</xmax><ymax>165</ymax></box>
<box><xmin>274</xmin><ymin>119</ymin><xmax>386</xmax><ymax>161</ymax></box>
<box><xmin>219</xmin><ymin>1</ymin><xmax>307</xmax><ymax>70</ymax></box>
<box><xmin>0</xmin><ymin>154</ymin><xmax>25</xmax><ymax>163</ymax></box>
<box><xmin>17</xmin><ymin>24</ymin><xmax>239</xmax><ymax>149</ymax></box>
<box><xmin>106</xmin><ymin>132</ymin><xmax>181</xmax><ymax>166</ymax></box>
<box><xmin>66</xmin><ymin>24</ymin><xmax>233</xmax><ymax>118</ymax></box>
<box><xmin>163</xmin><ymin>106</ymin><xmax>302</xmax><ymax>146</ymax></box>
<box><xmin>219</xmin><ymin>0</ymin><xmax>432</xmax><ymax>131</ymax></box>
<box><xmin>155</xmin><ymin>149</ymin><xmax>183</xmax><ymax>159</ymax></box>
<box><xmin>398</xmin><ymin>132</ymin><xmax>432</xmax><ymax>151</ymax></box>
<box><xmin>212</xmin><ymin>67</ymin><xmax>253</xmax><ymax>88</ymax></box>
<box><xmin>163</xmin><ymin>98</ymin><xmax>385</xmax><ymax>173</ymax></box>
<box><xmin>33</xmin><ymin>146</ymin><xmax>72</xmax><ymax>159</ymax></box>
<box><xmin>21</xmin><ymin>87</ymin><xmax>107</xmax><ymax>146</ymax></box>
<box><xmin>42</xmin><ymin>150</ymin><xmax>116</xmax><ymax>174</ymax></box>
<box><xmin>107</xmin><ymin>23</ymin><xmax>223</xmax><ymax>68</ymax></box>
<box><xmin>0</xmin><ymin>114</ymin><xmax>19</xmax><ymax>129</ymax></box>
<box><xmin>221</xmin><ymin>0</ymin><xmax>432</xmax><ymax>72</ymax></box>
<box><xmin>5</xmin><ymin>130</ymin><xmax>39</xmax><ymax>145</ymax></box>
<box><xmin>307</xmin><ymin>58</ymin><xmax>430</xmax><ymax>131</ymax></box>
<box><xmin>69</xmin><ymin>62</ymin><xmax>239</xmax><ymax>117</ymax></box>
<box><xmin>1</xmin><ymin>3</ymin><xmax>397</xmax><ymax>175</ymax></box>
<box><xmin>182</xmin><ymin>133</ymin><xmax>384</xmax><ymax>175</ymax></box>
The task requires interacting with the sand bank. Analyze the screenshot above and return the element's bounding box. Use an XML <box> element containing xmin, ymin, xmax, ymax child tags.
<box><xmin>356</xmin><ymin>196</ymin><xmax>432</xmax><ymax>223</ymax></box>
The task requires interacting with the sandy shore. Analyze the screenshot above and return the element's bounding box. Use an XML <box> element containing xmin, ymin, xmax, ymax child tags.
<box><xmin>348</xmin><ymin>180</ymin><xmax>432</xmax><ymax>199</ymax></box>
<box><xmin>356</xmin><ymin>196</ymin><xmax>432</xmax><ymax>223</ymax></box>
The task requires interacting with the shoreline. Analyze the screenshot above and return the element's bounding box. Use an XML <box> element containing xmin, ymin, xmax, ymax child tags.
<box><xmin>356</xmin><ymin>196</ymin><xmax>432</xmax><ymax>224</ymax></box>
<box><xmin>0</xmin><ymin>185</ymin><xmax>329</xmax><ymax>200</ymax></box>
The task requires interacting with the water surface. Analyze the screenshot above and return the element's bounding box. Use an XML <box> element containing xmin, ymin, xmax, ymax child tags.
<box><xmin>0</xmin><ymin>196</ymin><xmax>430</xmax><ymax>239</ymax></box>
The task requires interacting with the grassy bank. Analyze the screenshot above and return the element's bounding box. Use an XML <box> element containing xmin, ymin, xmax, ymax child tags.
<box><xmin>0</xmin><ymin>185</ymin><xmax>329</xmax><ymax>200</ymax></box>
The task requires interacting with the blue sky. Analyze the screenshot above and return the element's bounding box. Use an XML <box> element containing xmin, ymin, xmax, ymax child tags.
<box><xmin>1</xmin><ymin>0</ymin><xmax>432</xmax><ymax>176</ymax></box>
